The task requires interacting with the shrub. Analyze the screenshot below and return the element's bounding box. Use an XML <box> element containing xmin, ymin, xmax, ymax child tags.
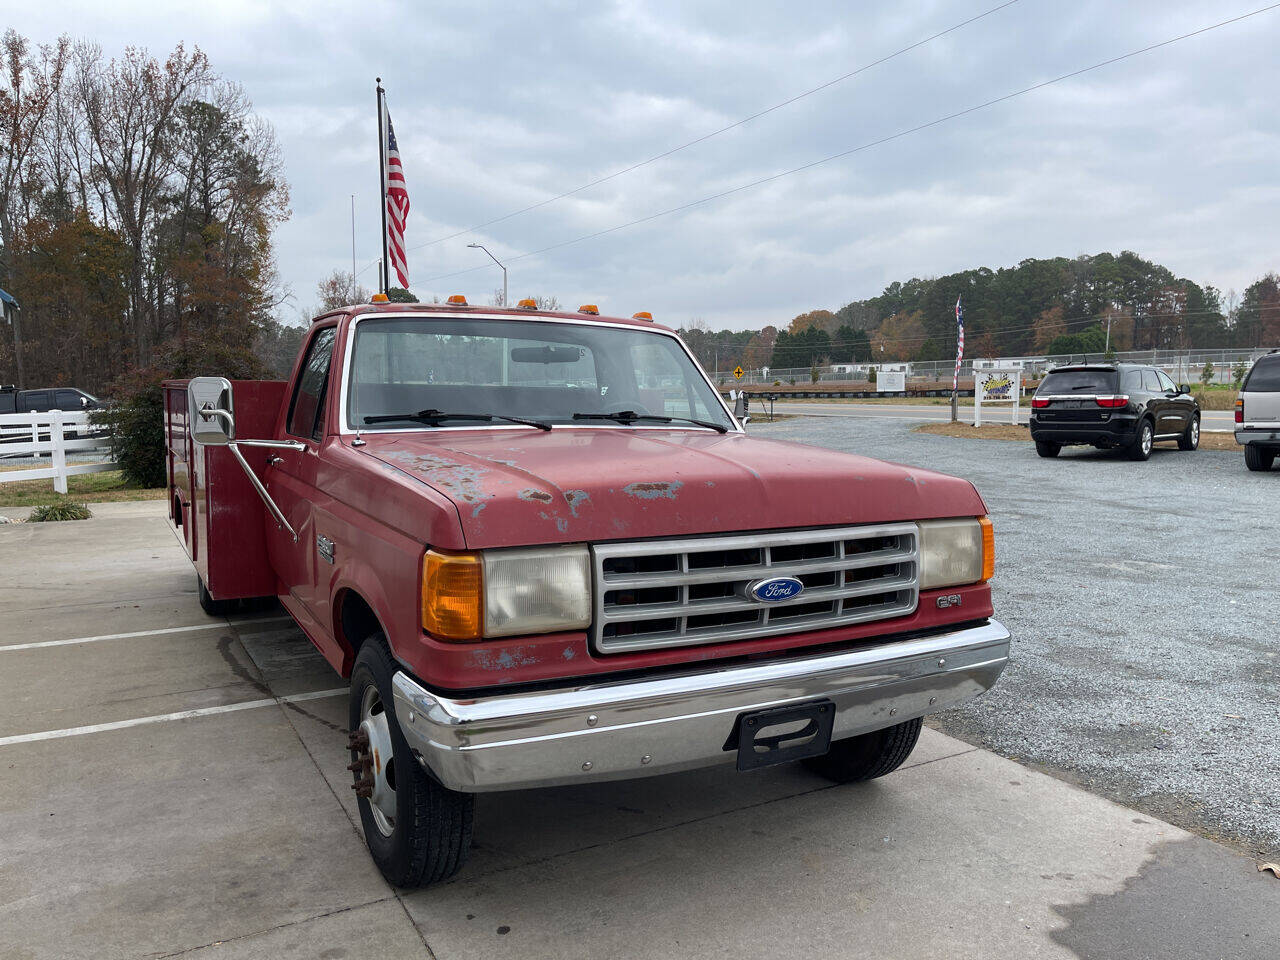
<box><xmin>1233</xmin><ymin>360</ymin><xmax>1249</xmax><ymax>390</ymax></box>
<box><xmin>28</xmin><ymin>500</ymin><xmax>92</xmax><ymax>522</ymax></box>
<box><xmin>868</xmin><ymin>366</ymin><xmax>877</xmax><ymax>385</ymax></box>
<box><xmin>1199</xmin><ymin>361</ymin><xmax>1215</xmax><ymax>387</ymax></box>
<box><xmin>97</xmin><ymin>336</ymin><xmax>267</xmax><ymax>489</ymax></box>
<box><xmin>810</xmin><ymin>367</ymin><xmax>821</xmax><ymax>383</ymax></box>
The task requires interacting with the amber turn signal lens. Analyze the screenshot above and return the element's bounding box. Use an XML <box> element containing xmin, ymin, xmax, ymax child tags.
<box><xmin>978</xmin><ymin>516</ymin><xmax>995</xmax><ymax>582</ymax></box>
<box><xmin>422</xmin><ymin>550</ymin><xmax>483</xmax><ymax>641</ymax></box>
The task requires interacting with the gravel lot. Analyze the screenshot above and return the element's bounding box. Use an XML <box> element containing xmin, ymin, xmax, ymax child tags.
<box><xmin>754</xmin><ymin>415</ymin><xmax>1279</xmax><ymax>856</ymax></box>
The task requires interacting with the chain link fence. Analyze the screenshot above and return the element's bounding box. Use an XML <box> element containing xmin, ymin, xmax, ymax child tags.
<box><xmin>711</xmin><ymin>347</ymin><xmax>1269</xmax><ymax>387</ymax></box>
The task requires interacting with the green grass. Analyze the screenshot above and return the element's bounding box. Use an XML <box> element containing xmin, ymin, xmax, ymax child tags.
<box><xmin>0</xmin><ymin>469</ymin><xmax>166</xmax><ymax>508</ymax></box>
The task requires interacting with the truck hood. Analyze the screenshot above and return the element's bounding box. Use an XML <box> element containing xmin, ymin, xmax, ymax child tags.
<box><xmin>360</xmin><ymin>429</ymin><xmax>986</xmax><ymax>549</ymax></box>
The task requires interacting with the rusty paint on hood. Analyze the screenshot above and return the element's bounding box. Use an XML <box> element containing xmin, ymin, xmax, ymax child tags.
<box><xmin>361</xmin><ymin>428</ymin><xmax>986</xmax><ymax>549</ymax></box>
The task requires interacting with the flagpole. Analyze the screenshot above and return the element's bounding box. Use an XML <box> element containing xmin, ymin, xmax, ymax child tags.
<box><xmin>951</xmin><ymin>296</ymin><xmax>962</xmax><ymax>423</ymax></box>
<box><xmin>376</xmin><ymin>77</ymin><xmax>390</xmax><ymax>296</ymax></box>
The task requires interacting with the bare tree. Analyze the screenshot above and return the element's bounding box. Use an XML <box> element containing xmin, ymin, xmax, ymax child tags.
<box><xmin>75</xmin><ymin>41</ymin><xmax>211</xmax><ymax>364</ymax></box>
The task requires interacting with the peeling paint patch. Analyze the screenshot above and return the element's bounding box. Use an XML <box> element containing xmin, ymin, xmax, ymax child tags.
<box><xmin>380</xmin><ymin>450</ymin><xmax>496</xmax><ymax>511</ymax></box>
<box><xmin>623</xmin><ymin>480</ymin><xmax>684</xmax><ymax>500</ymax></box>
<box><xmin>562</xmin><ymin>646</ymin><xmax>577</xmax><ymax>660</ymax></box>
<box><xmin>471</xmin><ymin>502</ymin><xmax>487</xmax><ymax>518</ymax></box>
<box><xmin>519</xmin><ymin>488</ymin><xmax>555</xmax><ymax>503</ymax></box>
<box><xmin>470</xmin><ymin>647</ymin><xmax>540</xmax><ymax>672</ymax></box>
<box><xmin>564</xmin><ymin>489</ymin><xmax>591</xmax><ymax>516</ymax></box>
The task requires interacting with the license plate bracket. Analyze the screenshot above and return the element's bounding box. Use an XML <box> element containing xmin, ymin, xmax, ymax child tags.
<box><xmin>730</xmin><ymin>699</ymin><xmax>835</xmax><ymax>772</ymax></box>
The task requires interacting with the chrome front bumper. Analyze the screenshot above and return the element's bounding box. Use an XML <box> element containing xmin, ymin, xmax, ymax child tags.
<box><xmin>391</xmin><ymin>619</ymin><xmax>1010</xmax><ymax>793</ymax></box>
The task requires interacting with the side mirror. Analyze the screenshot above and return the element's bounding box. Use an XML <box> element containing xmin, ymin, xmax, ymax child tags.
<box><xmin>1179</xmin><ymin>383</ymin><xmax>1192</xmax><ymax>395</ymax></box>
<box><xmin>188</xmin><ymin>376</ymin><xmax>236</xmax><ymax>445</ymax></box>
<box><xmin>732</xmin><ymin>394</ymin><xmax>748</xmax><ymax>419</ymax></box>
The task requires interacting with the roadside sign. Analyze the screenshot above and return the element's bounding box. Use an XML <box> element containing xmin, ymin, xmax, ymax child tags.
<box><xmin>975</xmin><ymin>370</ymin><xmax>1021</xmax><ymax>426</ymax></box>
<box><xmin>876</xmin><ymin>371</ymin><xmax>906</xmax><ymax>392</ymax></box>
<box><xmin>733</xmin><ymin>366</ymin><xmax>744</xmax><ymax>380</ymax></box>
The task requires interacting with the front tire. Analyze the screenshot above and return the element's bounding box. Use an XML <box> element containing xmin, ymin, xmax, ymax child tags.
<box><xmin>348</xmin><ymin>636</ymin><xmax>473</xmax><ymax>887</ymax></box>
<box><xmin>802</xmin><ymin>717</ymin><xmax>923</xmax><ymax>783</ymax></box>
<box><xmin>1034</xmin><ymin>440</ymin><xmax>1061</xmax><ymax>458</ymax></box>
<box><xmin>1245</xmin><ymin>444</ymin><xmax>1276</xmax><ymax>472</ymax></box>
<box><xmin>1127</xmin><ymin>419</ymin><xmax>1154</xmax><ymax>461</ymax></box>
<box><xmin>1178</xmin><ymin>415</ymin><xmax>1200</xmax><ymax>451</ymax></box>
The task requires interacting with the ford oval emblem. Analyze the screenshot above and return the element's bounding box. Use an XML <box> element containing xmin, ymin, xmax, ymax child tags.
<box><xmin>749</xmin><ymin>576</ymin><xmax>805</xmax><ymax>603</ymax></box>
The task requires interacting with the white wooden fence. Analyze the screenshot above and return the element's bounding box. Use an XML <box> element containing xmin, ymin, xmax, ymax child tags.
<box><xmin>0</xmin><ymin>411</ymin><xmax>115</xmax><ymax>493</ymax></box>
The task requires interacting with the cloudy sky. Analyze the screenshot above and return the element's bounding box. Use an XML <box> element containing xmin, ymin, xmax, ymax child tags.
<box><xmin>16</xmin><ymin>0</ymin><xmax>1280</xmax><ymax>329</ymax></box>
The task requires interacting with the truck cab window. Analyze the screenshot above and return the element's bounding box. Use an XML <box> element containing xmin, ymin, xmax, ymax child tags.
<box><xmin>288</xmin><ymin>327</ymin><xmax>337</xmax><ymax>441</ymax></box>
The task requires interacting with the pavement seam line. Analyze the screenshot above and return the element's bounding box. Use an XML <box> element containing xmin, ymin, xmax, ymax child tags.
<box><xmin>0</xmin><ymin>615</ymin><xmax>293</xmax><ymax>651</ymax></box>
<box><xmin>151</xmin><ymin>896</ymin><xmax>396</xmax><ymax>958</ymax></box>
<box><xmin>263</xmin><ymin>660</ymin><xmax>441</xmax><ymax>959</ymax></box>
<box><xmin>0</xmin><ymin>687</ymin><xmax>347</xmax><ymax>747</ymax></box>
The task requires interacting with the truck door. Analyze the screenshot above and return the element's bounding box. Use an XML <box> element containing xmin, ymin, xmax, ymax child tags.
<box><xmin>265</xmin><ymin>326</ymin><xmax>338</xmax><ymax>640</ymax></box>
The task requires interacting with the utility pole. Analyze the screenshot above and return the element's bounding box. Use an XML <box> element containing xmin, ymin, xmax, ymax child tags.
<box><xmin>1104</xmin><ymin>313</ymin><xmax>1112</xmax><ymax>354</ymax></box>
<box><xmin>350</xmin><ymin>194</ymin><xmax>357</xmax><ymax>283</ymax></box>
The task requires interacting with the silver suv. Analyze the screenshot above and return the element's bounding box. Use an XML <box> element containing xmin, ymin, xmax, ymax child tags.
<box><xmin>1236</xmin><ymin>351</ymin><xmax>1280</xmax><ymax>471</ymax></box>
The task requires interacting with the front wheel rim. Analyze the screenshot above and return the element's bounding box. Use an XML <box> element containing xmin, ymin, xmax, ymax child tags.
<box><xmin>359</xmin><ymin>685</ymin><xmax>397</xmax><ymax>837</ymax></box>
<box><xmin>1191</xmin><ymin>420</ymin><xmax>1199</xmax><ymax>445</ymax></box>
<box><xmin>1142</xmin><ymin>426</ymin><xmax>1153</xmax><ymax>455</ymax></box>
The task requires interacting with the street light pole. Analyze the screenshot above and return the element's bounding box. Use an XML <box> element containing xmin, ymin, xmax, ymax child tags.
<box><xmin>467</xmin><ymin>243</ymin><xmax>507</xmax><ymax>307</ymax></box>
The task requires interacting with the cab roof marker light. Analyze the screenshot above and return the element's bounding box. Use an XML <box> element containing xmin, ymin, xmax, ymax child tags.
<box><xmin>446</xmin><ymin>294</ymin><xmax>468</xmax><ymax>306</ymax></box>
<box><xmin>516</xmin><ymin>298</ymin><xmax>538</xmax><ymax>310</ymax></box>
<box><xmin>632</xmin><ymin>311</ymin><xmax>653</xmax><ymax>321</ymax></box>
<box><xmin>578</xmin><ymin>304</ymin><xmax>599</xmax><ymax>315</ymax></box>
<box><xmin>370</xmin><ymin>293</ymin><xmax>389</xmax><ymax>303</ymax></box>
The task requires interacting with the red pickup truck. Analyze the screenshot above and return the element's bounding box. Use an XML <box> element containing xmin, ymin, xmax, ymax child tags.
<box><xmin>164</xmin><ymin>299</ymin><xmax>1009</xmax><ymax>887</ymax></box>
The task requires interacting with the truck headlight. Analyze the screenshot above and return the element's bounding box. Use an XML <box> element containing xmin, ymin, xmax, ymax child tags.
<box><xmin>918</xmin><ymin>517</ymin><xmax>994</xmax><ymax>590</ymax></box>
<box><xmin>422</xmin><ymin>546</ymin><xmax>592</xmax><ymax>641</ymax></box>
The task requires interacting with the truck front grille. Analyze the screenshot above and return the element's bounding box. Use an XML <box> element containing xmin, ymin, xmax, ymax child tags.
<box><xmin>591</xmin><ymin>523</ymin><xmax>919</xmax><ymax>653</ymax></box>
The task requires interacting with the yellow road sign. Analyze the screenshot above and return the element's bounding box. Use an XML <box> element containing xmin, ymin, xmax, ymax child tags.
<box><xmin>733</xmin><ymin>366</ymin><xmax>745</xmax><ymax>380</ymax></box>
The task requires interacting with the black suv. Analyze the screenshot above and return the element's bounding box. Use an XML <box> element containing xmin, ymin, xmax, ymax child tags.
<box><xmin>1029</xmin><ymin>363</ymin><xmax>1200</xmax><ymax>461</ymax></box>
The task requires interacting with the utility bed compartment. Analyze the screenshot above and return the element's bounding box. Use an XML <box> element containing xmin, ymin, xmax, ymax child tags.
<box><xmin>164</xmin><ymin>379</ymin><xmax>287</xmax><ymax>603</ymax></box>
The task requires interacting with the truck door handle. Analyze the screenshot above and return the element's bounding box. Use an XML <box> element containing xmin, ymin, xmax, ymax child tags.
<box><xmin>266</xmin><ymin>455</ymin><xmax>284</xmax><ymax>467</ymax></box>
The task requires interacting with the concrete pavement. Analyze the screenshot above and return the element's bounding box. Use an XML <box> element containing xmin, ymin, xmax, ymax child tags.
<box><xmin>1</xmin><ymin>502</ymin><xmax>1275</xmax><ymax>959</ymax></box>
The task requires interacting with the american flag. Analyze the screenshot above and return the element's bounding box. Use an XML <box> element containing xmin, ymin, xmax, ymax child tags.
<box><xmin>383</xmin><ymin>107</ymin><xmax>410</xmax><ymax>289</ymax></box>
<box><xmin>952</xmin><ymin>296</ymin><xmax>965</xmax><ymax>392</ymax></box>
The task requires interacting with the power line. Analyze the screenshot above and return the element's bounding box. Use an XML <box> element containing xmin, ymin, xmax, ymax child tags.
<box><xmin>418</xmin><ymin>2</ymin><xmax>1280</xmax><ymax>289</ymax></box>
<box><xmin>403</xmin><ymin>0</ymin><xmax>1024</xmax><ymax>255</ymax></box>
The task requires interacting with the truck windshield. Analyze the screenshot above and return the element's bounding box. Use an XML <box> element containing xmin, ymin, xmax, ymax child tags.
<box><xmin>347</xmin><ymin>316</ymin><xmax>735</xmax><ymax>432</ymax></box>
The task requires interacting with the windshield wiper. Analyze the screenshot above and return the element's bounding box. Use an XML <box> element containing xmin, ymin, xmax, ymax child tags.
<box><xmin>572</xmin><ymin>410</ymin><xmax>728</xmax><ymax>433</ymax></box>
<box><xmin>363</xmin><ymin>409</ymin><xmax>552</xmax><ymax>431</ymax></box>
<box><xmin>1069</xmin><ymin>384</ymin><xmax>1100</xmax><ymax>391</ymax></box>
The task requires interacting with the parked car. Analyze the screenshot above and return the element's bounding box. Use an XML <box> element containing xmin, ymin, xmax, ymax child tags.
<box><xmin>164</xmin><ymin>299</ymin><xmax>1010</xmax><ymax>887</ymax></box>
<box><xmin>1235</xmin><ymin>350</ymin><xmax>1280</xmax><ymax>472</ymax></box>
<box><xmin>1029</xmin><ymin>363</ymin><xmax>1200</xmax><ymax>460</ymax></box>
<box><xmin>0</xmin><ymin>386</ymin><xmax>103</xmax><ymax>414</ymax></box>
